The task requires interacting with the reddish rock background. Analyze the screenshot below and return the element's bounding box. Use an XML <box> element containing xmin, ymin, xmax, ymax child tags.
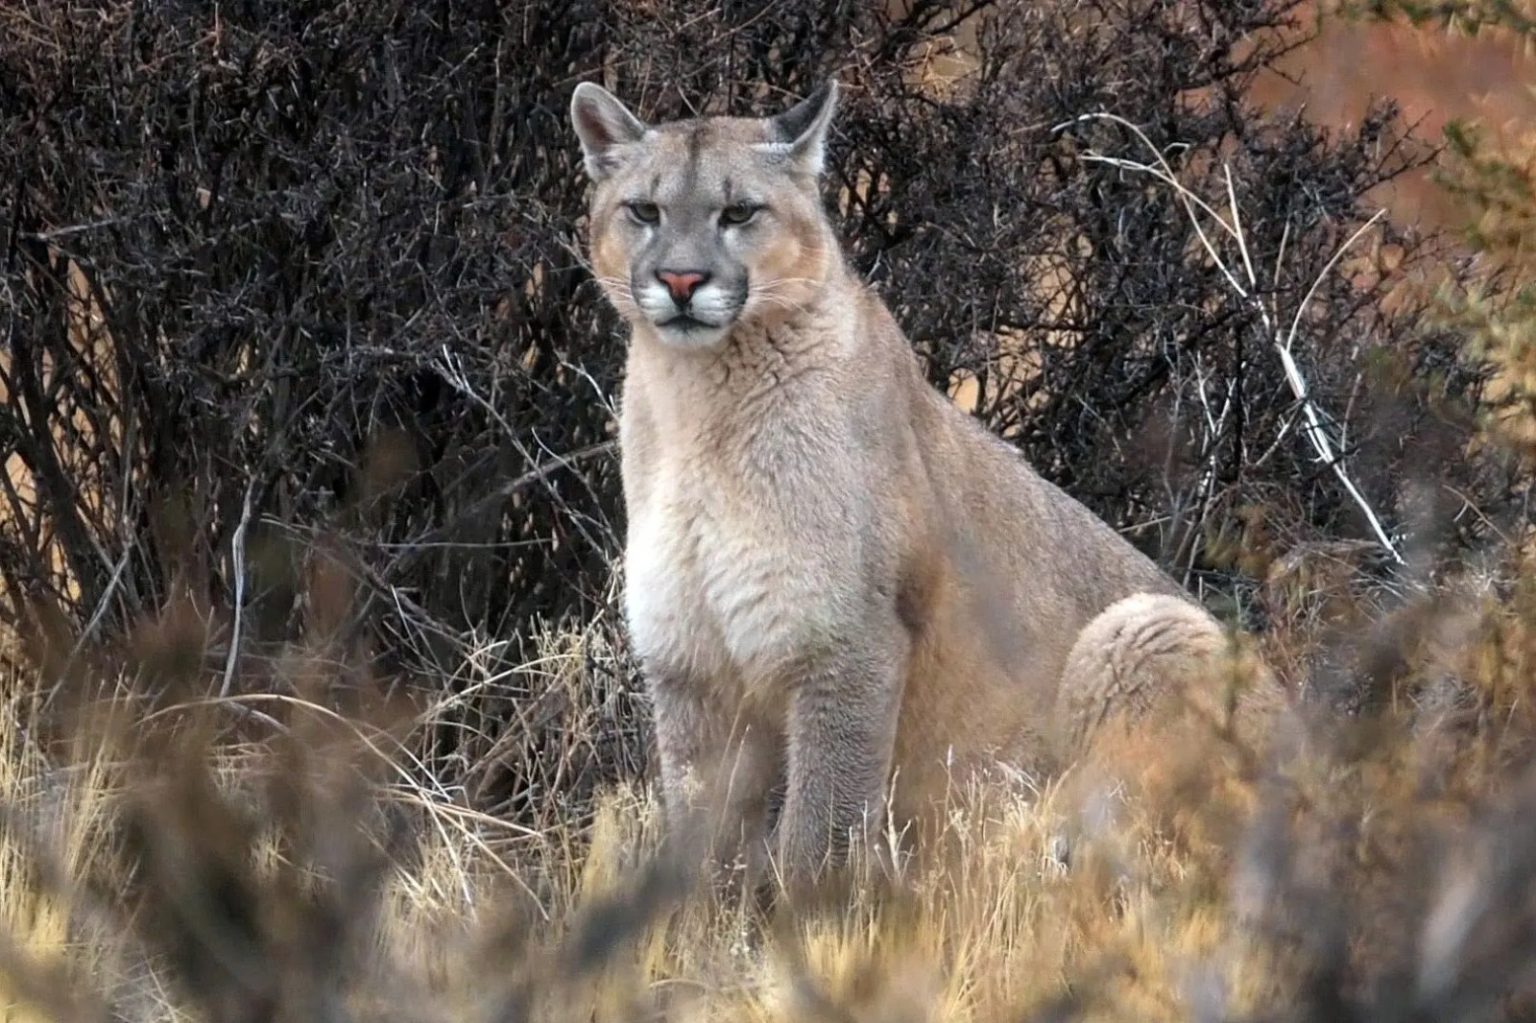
<box><xmin>1254</xmin><ymin>6</ymin><xmax>1536</xmax><ymax>229</ymax></box>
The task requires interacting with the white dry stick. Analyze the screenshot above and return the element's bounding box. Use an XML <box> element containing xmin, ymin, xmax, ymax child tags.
<box><xmin>220</xmin><ymin>477</ymin><xmax>256</xmax><ymax>698</ymax></box>
<box><xmin>1276</xmin><ymin>209</ymin><xmax>1397</xmax><ymax>560</ymax></box>
<box><xmin>1054</xmin><ymin>112</ymin><xmax>1404</xmax><ymax>564</ymax></box>
<box><xmin>47</xmin><ymin>540</ymin><xmax>133</xmax><ymax>710</ymax></box>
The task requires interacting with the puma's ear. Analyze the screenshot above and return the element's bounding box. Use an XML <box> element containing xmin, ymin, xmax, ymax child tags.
<box><xmin>764</xmin><ymin>79</ymin><xmax>839</xmax><ymax>176</ymax></box>
<box><xmin>571</xmin><ymin>82</ymin><xmax>648</xmax><ymax>180</ymax></box>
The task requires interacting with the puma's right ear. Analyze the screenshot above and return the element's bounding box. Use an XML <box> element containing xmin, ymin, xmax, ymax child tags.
<box><xmin>571</xmin><ymin>82</ymin><xmax>648</xmax><ymax>180</ymax></box>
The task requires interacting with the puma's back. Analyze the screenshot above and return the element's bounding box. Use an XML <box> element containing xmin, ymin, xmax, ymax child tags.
<box><xmin>571</xmin><ymin>79</ymin><xmax>1240</xmax><ymax>883</ymax></box>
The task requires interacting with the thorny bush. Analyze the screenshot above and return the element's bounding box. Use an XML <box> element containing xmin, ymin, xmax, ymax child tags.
<box><xmin>0</xmin><ymin>0</ymin><xmax>1519</xmax><ymax>810</ymax></box>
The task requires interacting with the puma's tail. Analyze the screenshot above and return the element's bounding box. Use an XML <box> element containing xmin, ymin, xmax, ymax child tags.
<box><xmin>1056</xmin><ymin>592</ymin><xmax>1278</xmax><ymax>760</ymax></box>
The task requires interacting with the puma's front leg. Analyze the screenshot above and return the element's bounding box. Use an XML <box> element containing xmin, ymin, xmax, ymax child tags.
<box><xmin>648</xmin><ymin>669</ymin><xmax>781</xmax><ymax>873</ymax></box>
<box><xmin>775</xmin><ymin>635</ymin><xmax>907</xmax><ymax>890</ymax></box>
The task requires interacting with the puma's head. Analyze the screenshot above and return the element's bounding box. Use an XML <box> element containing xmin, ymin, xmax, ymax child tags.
<box><xmin>571</xmin><ymin>80</ymin><xmax>840</xmax><ymax>350</ymax></box>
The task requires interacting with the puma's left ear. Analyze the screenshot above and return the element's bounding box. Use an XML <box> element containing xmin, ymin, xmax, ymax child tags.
<box><xmin>766</xmin><ymin>79</ymin><xmax>839</xmax><ymax>176</ymax></box>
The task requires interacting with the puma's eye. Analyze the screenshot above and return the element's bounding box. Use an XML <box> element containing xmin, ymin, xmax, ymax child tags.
<box><xmin>626</xmin><ymin>201</ymin><xmax>660</xmax><ymax>225</ymax></box>
<box><xmin>720</xmin><ymin>203</ymin><xmax>760</xmax><ymax>226</ymax></box>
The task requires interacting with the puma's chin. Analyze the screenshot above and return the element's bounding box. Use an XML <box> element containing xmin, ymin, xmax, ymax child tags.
<box><xmin>648</xmin><ymin>313</ymin><xmax>733</xmax><ymax>350</ymax></box>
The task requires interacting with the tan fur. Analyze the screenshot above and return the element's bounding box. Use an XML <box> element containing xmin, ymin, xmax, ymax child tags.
<box><xmin>570</xmin><ymin>80</ymin><xmax>1257</xmax><ymax>885</ymax></box>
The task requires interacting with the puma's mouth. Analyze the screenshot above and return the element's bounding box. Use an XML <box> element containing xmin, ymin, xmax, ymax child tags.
<box><xmin>659</xmin><ymin>313</ymin><xmax>722</xmax><ymax>332</ymax></box>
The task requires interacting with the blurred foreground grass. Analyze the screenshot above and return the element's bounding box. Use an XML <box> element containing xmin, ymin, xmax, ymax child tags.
<box><xmin>1</xmin><ymin>545</ymin><xmax>1535</xmax><ymax>1022</ymax></box>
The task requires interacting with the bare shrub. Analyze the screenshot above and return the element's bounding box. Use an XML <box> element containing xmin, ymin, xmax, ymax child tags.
<box><xmin>0</xmin><ymin>0</ymin><xmax>1504</xmax><ymax>716</ymax></box>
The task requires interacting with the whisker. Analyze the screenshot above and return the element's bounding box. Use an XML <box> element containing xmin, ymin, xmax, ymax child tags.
<box><xmin>750</xmin><ymin>278</ymin><xmax>820</xmax><ymax>291</ymax></box>
<box><xmin>748</xmin><ymin>296</ymin><xmax>813</xmax><ymax>316</ymax></box>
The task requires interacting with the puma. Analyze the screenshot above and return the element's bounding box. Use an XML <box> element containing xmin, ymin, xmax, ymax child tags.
<box><xmin>571</xmin><ymin>78</ymin><xmax>1247</xmax><ymax>885</ymax></box>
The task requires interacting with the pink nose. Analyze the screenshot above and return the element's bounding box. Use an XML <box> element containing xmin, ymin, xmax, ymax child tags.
<box><xmin>656</xmin><ymin>270</ymin><xmax>709</xmax><ymax>304</ymax></box>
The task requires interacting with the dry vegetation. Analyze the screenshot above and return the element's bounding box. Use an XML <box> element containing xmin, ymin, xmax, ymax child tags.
<box><xmin>4</xmin><ymin>0</ymin><xmax>1536</xmax><ymax>1019</ymax></box>
<box><xmin>4</xmin><ymin>555</ymin><xmax>1536</xmax><ymax>1022</ymax></box>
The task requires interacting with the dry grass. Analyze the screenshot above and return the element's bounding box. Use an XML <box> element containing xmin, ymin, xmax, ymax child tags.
<box><xmin>1</xmin><ymin>549</ymin><xmax>1535</xmax><ymax>1023</ymax></box>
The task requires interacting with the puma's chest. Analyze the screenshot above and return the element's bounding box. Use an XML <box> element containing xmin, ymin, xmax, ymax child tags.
<box><xmin>622</xmin><ymin>474</ymin><xmax>839</xmax><ymax>684</ymax></box>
